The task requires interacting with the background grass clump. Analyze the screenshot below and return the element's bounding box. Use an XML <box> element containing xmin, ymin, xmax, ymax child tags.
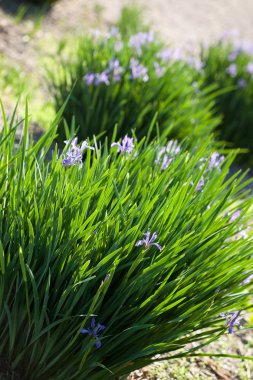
<box><xmin>48</xmin><ymin>25</ymin><xmax>220</xmax><ymax>144</ymax></box>
<box><xmin>200</xmin><ymin>37</ymin><xmax>253</xmax><ymax>163</ymax></box>
<box><xmin>0</xmin><ymin>103</ymin><xmax>253</xmax><ymax>380</ymax></box>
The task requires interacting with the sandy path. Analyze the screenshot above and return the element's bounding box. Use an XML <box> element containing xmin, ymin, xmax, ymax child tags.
<box><xmin>1</xmin><ymin>0</ymin><xmax>253</xmax><ymax>71</ymax></box>
<box><xmin>94</xmin><ymin>0</ymin><xmax>253</xmax><ymax>47</ymax></box>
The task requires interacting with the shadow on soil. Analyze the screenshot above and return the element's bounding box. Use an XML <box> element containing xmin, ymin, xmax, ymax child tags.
<box><xmin>0</xmin><ymin>0</ymin><xmax>52</xmax><ymax>19</ymax></box>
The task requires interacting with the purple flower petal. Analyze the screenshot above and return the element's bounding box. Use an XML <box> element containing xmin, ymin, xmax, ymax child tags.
<box><xmin>136</xmin><ymin>230</ymin><xmax>162</xmax><ymax>251</ymax></box>
<box><xmin>150</xmin><ymin>232</ymin><xmax>158</xmax><ymax>243</ymax></box>
<box><xmin>150</xmin><ymin>242</ymin><xmax>162</xmax><ymax>251</ymax></box>
<box><xmin>91</xmin><ymin>318</ymin><xmax>96</xmax><ymax>329</ymax></box>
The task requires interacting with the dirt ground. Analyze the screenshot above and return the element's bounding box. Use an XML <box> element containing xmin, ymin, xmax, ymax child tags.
<box><xmin>1</xmin><ymin>0</ymin><xmax>253</xmax><ymax>71</ymax></box>
<box><xmin>95</xmin><ymin>0</ymin><xmax>253</xmax><ymax>48</ymax></box>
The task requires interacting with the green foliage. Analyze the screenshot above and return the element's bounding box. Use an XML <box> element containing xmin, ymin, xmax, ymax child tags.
<box><xmin>0</xmin><ymin>55</ymin><xmax>26</xmax><ymax>99</ymax></box>
<box><xmin>117</xmin><ymin>4</ymin><xmax>146</xmax><ymax>37</ymax></box>
<box><xmin>47</xmin><ymin>29</ymin><xmax>220</xmax><ymax>144</ymax></box>
<box><xmin>200</xmin><ymin>38</ymin><xmax>253</xmax><ymax>162</ymax></box>
<box><xmin>0</xmin><ymin>103</ymin><xmax>253</xmax><ymax>379</ymax></box>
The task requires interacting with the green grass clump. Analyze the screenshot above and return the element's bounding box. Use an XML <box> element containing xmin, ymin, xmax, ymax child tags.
<box><xmin>0</xmin><ymin>102</ymin><xmax>253</xmax><ymax>379</ymax></box>
<box><xmin>48</xmin><ymin>28</ymin><xmax>220</xmax><ymax>144</ymax></box>
<box><xmin>116</xmin><ymin>4</ymin><xmax>147</xmax><ymax>37</ymax></box>
<box><xmin>0</xmin><ymin>55</ymin><xmax>26</xmax><ymax>101</ymax></box>
<box><xmin>200</xmin><ymin>38</ymin><xmax>253</xmax><ymax>162</ymax></box>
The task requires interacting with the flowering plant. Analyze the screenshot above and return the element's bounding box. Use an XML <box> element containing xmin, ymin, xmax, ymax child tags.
<box><xmin>200</xmin><ymin>35</ymin><xmax>253</xmax><ymax>162</ymax></box>
<box><xmin>1</xmin><ymin>104</ymin><xmax>253</xmax><ymax>380</ymax></box>
<box><xmin>48</xmin><ymin>25</ymin><xmax>220</xmax><ymax>145</ymax></box>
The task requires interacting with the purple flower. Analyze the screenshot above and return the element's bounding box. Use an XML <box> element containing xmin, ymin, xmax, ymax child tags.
<box><xmin>238</xmin><ymin>78</ymin><xmax>247</xmax><ymax>88</ymax></box>
<box><xmin>208</xmin><ymin>152</ymin><xmax>224</xmax><ymax>171</ymax></box>
<box><xmin>246</xmin><ymin>62</ymin><xmax>253</xmax><ymax>76</ymax></box>
<box><xmin>172</xmin><ymin>48</ymin><xmax>183</xmax><ymax>61</ymax></box>
<box><xmin>186</xmin><ymin>56</ymin><xmax>204</xmax><ymax>71</ymax></box>
<box><xmin>228</xmin><ymin>49</ymin><xmax>240</xmax><ymax>62</ymax></box>
<box><xmin>230</xmin><ymin>210</ymin><xmax>241</xmax><ymax>222</ymax></box>
<box><xmin>226</xmin><ymin>63</ymin><xmax>237</xmax><ymax>77</ymax></box>
<box><xmin>157</xmin><ymin>48</ymin><xmax>172</xmax><ymax>62</ymax></box>
<box><xmin>111</xmin><ymin>135</ymin><xmax>135</xmax><ymax>154</ymax></box>
<box><xmin>81</xmin><ymin>318</ymin><xmax>105</xmax><ymax>348</ymax></box>
<box><xmin>135</xmin><ymin>231</ymin><xmax>162</xmax><ymax>251</ymax></box>
<box><xmin>234</xmin><ymin>225</ymin><xmax>249</xmax><ymax>240</ymax></box>
<box><xmin>129</xmin><ymin>31</ymin><xmax>154</xmax><ymax>54</ymax></box>
<box><xmin>114</xmin><ymin>40</ymin><xmax>123</xmax><ymax>52</ymax></box>
<box><xmin>154</xmin><ymin>62</ymin><xmax>165</xmax><ymax>77</ymax></box>
<box><xmin>90</xmin><ymin>29</ymin><xmax>102</xmax><ymax>39</ymax></box>
<box><xmin>242</xmin><ymin>274</ymin><xmax>253</xmax><ymax>285</ymax></box>
<box><xmin>130</xmin><ymin>58</ymin><xmax>149</xmax><ymax>82</ymax></box>
<box><xmin>220</xmin><ymin>311</ymin><xmax>243</xmax><ymax>334</ymax></box>
<box><xmin>157</xmin><ymin>47</ymin><xmax>182</xmax><ymax>62</ymax></box>
<box><xmin>62</xmin><ymin>137</ymin><xmax>94</xmax><ymax>167</ymax></box>
<box><xmin>195</xmin><ymin>177</ymin><xmax>205</xmax><ymax>192</ymax></box>
<box><xmin>108</xmin><ymin>59</ymin><xmax>124</xmax><ymax>82</ymax></box>
<box><xmin>161</xmin><ymin>155</ymin><xmax>173</xmax><ymax>170</ymax></box>
<box><xmin>108</xmin><ymin>26</ymin><xmax>120</xmax><ymax>38</ymax></box>
<box><xmin>85</xmin><ymin>73</ymin><xmax>96</xmax><ymax>86</ymax></box>
<box><xmin>95</xmin><ymin>71</ymin><xmax>110</xmax><ymax>86</ymax></box>
<box><xmin>221</xmin><ymin>29</ymin><xmax>239</xmax><ymax>42</ymax></box>
<box><xmin>241</xmin><ymin>40</ymin><xmax>253</xmax><ymax>56</ymax></box>
<box><xmin>166</xmin><ymin>140</ymin><xmax>181</xmax><ymax>155</ymax></box>
<box><xmin>156</xmin><ymin>140</ymin><xmax>181</xmax><ymax>170</ymax></box>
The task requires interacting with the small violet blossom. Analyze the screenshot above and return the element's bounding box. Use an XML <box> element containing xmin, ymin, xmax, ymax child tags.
<box><xmin>154</xmin><ymin>62</ymin><xmax>165</xmax><ymax>77</ymax></box>
<box><xmin>221</xmin><ymin>29</ymin><xmax>239</xmax><ymax>42</ymax></box>
<box><xmin>85</xmin><ymin>73</ymin><xmax>96</xmax><ymax>86</ymax></box>
<box><xmin>171</xmin><ymin>48</ymin><xmax>183</xmax><ymax>61</ymax></box>
<box><xmin>186</xmin><ymin>56</ymin><xmax>204</xmax><ymax>71</ymax></box>
<box><xmin>114</xmin><ymin>40</ymin><xmax>123</xmax><ymax>52</ymax></box>
<box><xmin>228</xmin><ymin>49</ymin><xmax>240</xmax><ymax>62</ymax></box>
<box><xmin>157</xmin><ymin>48</ymin><xmax>172</xmax><ymax>62</ymax></box>
<box><xmin>235</xmin><ymin>225</ymin><xmax>249</xmax><ymax>240</ymax></box>
<box><xmin>226</xmin><ymin>63</ymin><xmax>237</xmax><ymax>77</ymax></box>
<box><xmin>95</xmin><ymin>71</ymin><xmax>110</xmax><ymax>86</ymax></box>
<box><xmin>229</xmin><ymin>210</ymin><xmax>241</xmax><ymax>222</ymax></box>
<box><xmin>241</xmin><ymin>41</ymin><xmax>253</xmax><ymax>55</ymax></box>
<box><xmin>108</xmin><ymin>26</ymin><xmax>120</xmax><ymax>38</ymax></box>
<box><xmin>135</xmin><ymin>231</ymin><xmax>162</xmax><ymax>251</ymax></box>
<box><xmin>242</xmin><ymin>274</ymin><xmax>253</xmax><ymax>285</ymax></box>
<box><xmin>108</xmin><ymin>59</ymin><xmax>124</xmax><ymax>82</ymax></box>
<box><xmin>129</xmin><ymin>31</ymin><xmax>154</xmax><ymax>54</ymax></box>
<box><xmin>220</xmin><ymin>311</ymin><xmax>243</xmax><ymax>334</ymax></box>
<box><xmin>238</xmin><ymin>78</ymin><xmax>247</xmax><ymax>88</ymax></box>
<box><xmin>156</xmin><ymin>140</ymin><xmax>181</xmax><ymax>170</ymax></box>
<box><xmin>90</xmin><ymin>29</ymin><xmax>102</xmax><ymax>39</ymax></box>
<box><xmin>130</xmin><ymin>58</ymin><xmax>149</xmax><ymax>82</ymax></box>
<box><xmin>62</xmin><ymin>138</ymin><xmax>94</xmax><ymax>168</ymax></box>
<box><xmin>195</xmin><ymin>177</ymin><xmax>205</xmax><ymax>192</ymax></box>
<box><xmin>246</xmin><ymin>62</ymin><xmax>253</xmax><ymax>76</ymax></box>
<box><xmin>85</xmin><ymin>71</ymin><xmax>110</xmax><ymax>86</ymax></box>
<box><xmin>208</xmin><ymin>152</ymin><xmax>224</xmax><ymax>171</ymax></box>
<box><xmin>111</xmin><ymin>135</ymin><xmax>135</xmax><ymax>154</ymax></box>
<box><xmin>81</xmin><ymin>318</ymin><xmax>105</xmax><ymax>348</ymax></box>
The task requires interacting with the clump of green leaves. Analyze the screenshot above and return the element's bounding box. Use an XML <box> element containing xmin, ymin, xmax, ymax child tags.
<box><xmin>116</xmin><ymin>4</ymin><xmax>146</xmax><ymax>37</ymax></box>
<box><xmin>0</xmin><ymin>102</ymin><xmax>253</xmax><ymax>380</ymax></box>
<box><xmin>47</xmin><ymin>28</ymin><xmax>220</xmax><ymax>144</ymax></box>
<box><xmin>200</xmin><ymin>36</ymin><xmax>253</xmax><ymax>163</ymax></box>
<box><xmin>0</xmin><ymin>55</ymin><xmax>26</xmax><ymax>100</ymax></box>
